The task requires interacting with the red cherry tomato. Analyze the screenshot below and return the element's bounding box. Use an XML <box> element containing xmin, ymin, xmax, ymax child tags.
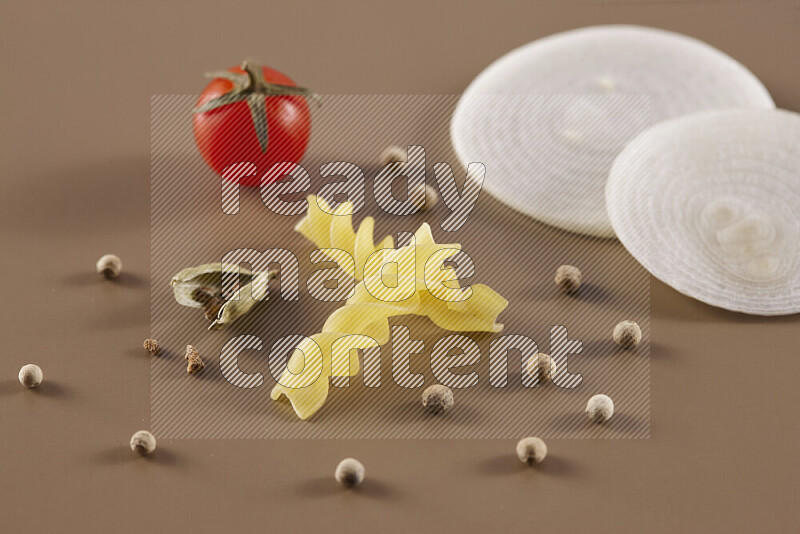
<box><xmin>193</xmin><ymin>61</ymin><xmax>312</xmax><ymax>187</ymax></box>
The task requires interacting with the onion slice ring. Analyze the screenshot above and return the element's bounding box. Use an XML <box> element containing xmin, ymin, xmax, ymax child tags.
<box><xmin>451</xmin><ymin>25</ymin><xmax>775</xmax><ymax>237</ymax></box>
<box><xmin>606</xmin><ymin>109</ymin><xmax>800</xmax><ymax>316</ymax></box>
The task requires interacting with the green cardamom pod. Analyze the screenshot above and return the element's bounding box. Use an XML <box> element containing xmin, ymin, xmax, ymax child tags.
<box><xmin>170</xmin><ymin>263</ymin><xmax>276</xmax><ymax>329</ymax></box>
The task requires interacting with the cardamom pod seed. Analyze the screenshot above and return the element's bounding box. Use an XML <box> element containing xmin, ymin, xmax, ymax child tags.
<box><xmin>185</xmin><ymin>345</ymin><xmax>205</xmax><ymax>374</ymax></box>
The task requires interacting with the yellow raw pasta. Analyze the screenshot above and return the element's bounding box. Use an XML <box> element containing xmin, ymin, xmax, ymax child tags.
<box><xmin>271</xmin><ymin>195</ymin><xmax>507</xmax><ymax>419</ymax></box>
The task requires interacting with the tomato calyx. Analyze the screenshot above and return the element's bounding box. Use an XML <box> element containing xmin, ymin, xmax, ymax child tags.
<box><xmin>193</xmin><ymin>58</ymin><xmax>317</xmax><ymax>153</ymax></box>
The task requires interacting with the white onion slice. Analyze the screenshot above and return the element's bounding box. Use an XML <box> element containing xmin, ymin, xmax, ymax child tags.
<box><xmin>606</xmin><ymin>109</ymin><xmax>800</xmax><ymax>316</ymax></box>
<box><xmin>451</xmin><ymin>25</ymin><xmax>775</xmax><ymax>237</ymax></box>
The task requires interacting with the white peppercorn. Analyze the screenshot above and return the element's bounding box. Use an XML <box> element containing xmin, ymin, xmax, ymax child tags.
<box><xmin>335</xmin><ymin>458</ymin><xmax>365</xmax><ymax>488</ymax></box>
<box><xmin>555</xmin><ymin>265</ymin><xmax>582</xmax><ymax>294</ymax></box>
<box><xmin>130</xmin><ymin>430</ymin><xmax>157</xmax><ymax>456</ymax></box>
<box><xmin>516</xmin><ymin>437</ymin><xmax>548</xmax><ymax>465</ymax></box>
<box><xmin>96</xmin><ymin>254</ymin><xmax>122</xmax><ymax>279</ymax></box>
<box><xmin>379</xmin><ymin>145</ymin><xmax>407</xmax><ymax>166</ymax></box>
<box><xmin>18</xmin><ymin>364</ymin><xmax>43</xmax><ymax>388</ymax></box>
<box><xmin>525</xmin><ymin>353</ymin><xmax>557</xmax><ymax>383</ymax></box>
<box><xmin>586</xmin><ymin>394</ymin><xmax>614</xmax><ymax>423</ymax></box>
<box><xmin>408</xmin><ymin>183</ymin><xmax>439</xmax><ymax>211</ymax></box>
<box><xmin>613</xmin><ymin>320</ymin><xmax>642</xmax><ymax>349</ymax></box>
<box><xmin>421</xmin><ymin>384</ymin><xmax>454</xmax><ymax>415</ymax></box>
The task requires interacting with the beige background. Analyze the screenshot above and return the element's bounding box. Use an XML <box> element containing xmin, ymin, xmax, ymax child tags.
<box><xmin>1</xmin><ymin>0</ymin><xmax>798</xmax><ymax>532</ymax></box>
